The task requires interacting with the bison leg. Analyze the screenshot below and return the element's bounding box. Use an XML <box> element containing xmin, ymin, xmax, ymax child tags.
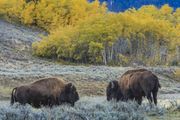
<box><xmin>146</xmin><ymin>93</ymin><xmax>153</xmax><ymax>105</ymax></box>
<box><xmin>152</xmin><ymin>91</ymin><xmax>157</xmax><ymax>105</ymax></box>
<box><xmin>71</xmin><ymin>102</ymin><xmax>75</xmax><ymax>106</ymax></box>
<box><xmin>135</xmin><ymin>97</ymin><xmax>142</xmax><ymax>105</ymax></box>
<box><xmin>32</xmin><ymin>102</ymin><xmax>41</xmax><ymax>108</ymax></box>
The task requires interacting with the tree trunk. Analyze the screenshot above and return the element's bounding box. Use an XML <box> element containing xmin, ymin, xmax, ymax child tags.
<box><xmin>102</xmin><ymin>49</ymin><xmax>107</xmax><ymax>65</ymax></box>
<box><xmin>160</xmin><ymin>46</ymin><xmax>168</xmax><ymax>64</ymax></box>
<box><xmin>176</xmin><ymin>46</ymin><xmax>180</xmax><ymax>62</ymax></box>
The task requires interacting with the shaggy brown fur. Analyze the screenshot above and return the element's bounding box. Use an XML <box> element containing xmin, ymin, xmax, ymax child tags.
<box><xmin>121</xmin><ymin>68</ymin><xmax>148</xmax><ymax>76</ymax></box>
<box><xmin>106</xmin><ymin>69</ymin><xmax>148</xmax><ymax>102</ymax></box>
<box><xmin>120</xmin><ymin>71</ymin><xmax>160</xmax><ymax>104</ymax></box>
<box><xmin>11</xmin><ymin>78</ymin><xmax>79</xmax><ymax>108</ymax></box>
<box><xmin>107</xmin><ymin>69</ymin><xmax>161</xmax><ymax>105</ymax></box>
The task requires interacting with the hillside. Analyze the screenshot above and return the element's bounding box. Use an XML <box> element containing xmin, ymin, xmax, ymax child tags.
<box><xmin>0</xmin><ymin>19</ymin><xmax>179</xmax><ymax>119</ymax></box>
<box><xmin>0</xmin><ymin>0</ymin><xmax>179</xmax><ymax>66</ymax></box>
<box><xmin>0</xmin><ymin>19</ymin><xmax>179</xmax><ymax>98</ymax></box>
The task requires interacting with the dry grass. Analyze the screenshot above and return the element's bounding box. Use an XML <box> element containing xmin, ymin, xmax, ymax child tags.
<box><xmin>0</xmin><ymin>78</ymin><xmax>108</xmax><ymax>99</ymax></box>
<box><xmin>0</xmin><ymin>86</ymin><xmax>12</xmax><ymax>94</ymax></box>
<box><xmin>75</xmin><ymin>81</ymin><xmax>108</xmax><ymax>96</ymax></box>
<box><xmin>174</xmin><ymin>68</ymin><xmax>180</xmax><ymax>82</ymax></box>
<box><xmin>0</xmin><ymin>86</ymin><xmax>12</xmax><ymax>99</ymax></box>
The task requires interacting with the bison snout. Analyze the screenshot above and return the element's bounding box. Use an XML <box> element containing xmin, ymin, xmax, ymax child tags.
<box><xmin>76</xmin><ymin>93</ymin><xmax>79</xmax><ymax>101</ymax></box>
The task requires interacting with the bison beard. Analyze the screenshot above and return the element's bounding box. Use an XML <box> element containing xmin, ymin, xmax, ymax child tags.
<box><xmin>11</xmin><ymin>78</ymin><xmax>79</xmax><ymax>108</ymax></box>
<box><xmin>106</xmin><ymin>69</ymin><xmax>161</xmax><ymax>105</ymax></box>
<box><xmin>58</xmin><ymin>83</ymin><xmax>79</xmax><ymax>106</ymax></box>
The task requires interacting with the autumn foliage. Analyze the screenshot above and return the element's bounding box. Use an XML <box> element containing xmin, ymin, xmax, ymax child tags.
<box><xmin>0</xmin><ymin>0</ymin><xmax>179</xmax><ymax>65</ymax></box>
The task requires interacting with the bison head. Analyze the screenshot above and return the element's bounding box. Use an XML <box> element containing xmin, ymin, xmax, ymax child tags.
<box><xmin>106</xmin><ymin>80</ymin><xmax>123</xmax><ymax>101</ymax></box>
<box><xmin>58</xmin><ymin>83</ymin><xmax>79</xmax><ymax>106</ymax></box>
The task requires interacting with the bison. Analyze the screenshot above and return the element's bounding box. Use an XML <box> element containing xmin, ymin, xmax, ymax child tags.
<box><xmin>106</xmin><ymin>69</ymin><xmax>161</xmax><ymax>105</ymax></box>
<box><xmin>11</xmin><ymin>78</ymin><xmax>79</xmax><ymax>108</ymax></box>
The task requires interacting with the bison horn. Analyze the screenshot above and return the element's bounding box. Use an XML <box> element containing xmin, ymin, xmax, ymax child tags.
<box><xmin>70</xmin><ymin>84</ymin><xmax>73</xmax><ymax>89</ymax></box>
<box><xmin>111</xmin><ymin>81</ymin><xmax>114</xmax><ymax>88</ymax></box>
<box><xmin>67</xmin><ymin>83</ymin><xmax>73</xmax><ymax>89</ymax></box>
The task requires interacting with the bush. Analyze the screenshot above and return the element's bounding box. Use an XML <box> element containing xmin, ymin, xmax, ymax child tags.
<box><xmin>169</xmin><ymin>60</ymin><xmax>179</xmax><ymax>66</ymax></box>
<box><xmin>0</xmin><ymin>1</ymin><xmax>179</xmax><ymax>65</ymax></box>
<box><xmin>1</xmin><ymin>0</ymin><xmax>106</xmax><ymax>31</ymax></box>
<box><xmin>32</xmin><ymin>4</ymin><xmax>179</xmax><ymax>65</ymax></box>
<box><xmin>0</xmin><ymin>97</ymin><xmax>168</xmax><ymax>120</ymax></box>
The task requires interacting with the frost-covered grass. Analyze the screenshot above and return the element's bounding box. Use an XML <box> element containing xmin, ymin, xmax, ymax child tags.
<box><xmin>0</xmin><ymin>97</ymin><xmax>176</xmax><ymax>120</ymax></box>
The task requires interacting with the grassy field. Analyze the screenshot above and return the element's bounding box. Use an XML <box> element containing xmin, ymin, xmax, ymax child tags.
<box><xmin>147</xmin><ymin>110</ymin><xmax>180</xmax><ymax>120</ymax></box>
<box><xmin>0</xmin><ymin>97</ymin><xmax>179</xmax><ymax>120</ymax></box>
<box><xmin>0</xmin><ymin>19</ymin><xmax>179</xmax><ymax>120</ymax></box>
<box><xmin>0</xmin><ymin>97</ymin><xmax>180</xmax><ymax>120</ymax></box>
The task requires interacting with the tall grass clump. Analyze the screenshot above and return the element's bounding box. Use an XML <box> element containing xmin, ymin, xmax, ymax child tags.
<box><xmin>0</xmin><ymin>97</ymin><xmax>170</xmax><ymax>120</ymax></box>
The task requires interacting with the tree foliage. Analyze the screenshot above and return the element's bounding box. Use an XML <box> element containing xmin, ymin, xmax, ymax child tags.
<box><xmin>0</xmin><ymin>0</ymin><xmax>179</xmax><ymax>65</ymax></box>
<box><xmin>0</xmin><ymin>0</ymin><xmax>106</xmax><ymax>30</ymax></box>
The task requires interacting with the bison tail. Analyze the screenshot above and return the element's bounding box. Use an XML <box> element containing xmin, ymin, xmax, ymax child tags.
<box><xmin>154</xmin><ymin>75</ymin><xmax>161</xmax><ymax>89</ymax></box>
<box><xmin>11</xmin><ymin>87</ymin><xmax>17</xmax><ymax>105</ymax></box>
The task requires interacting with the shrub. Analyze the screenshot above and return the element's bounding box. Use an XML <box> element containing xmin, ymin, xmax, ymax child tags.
<box><xmin>169</xmin><ymin>60</ymin><xmax>179</xmax><ymax>66</ymax></box>
<box><xmin>0</xmin><ymin>1</ymin><xmax>179</xmax><ymax>65</ymax></box>
<box><xmin>0</xmin><ymin>97</ymin><xmax>168</xmax><ymax>120</ymax></box>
